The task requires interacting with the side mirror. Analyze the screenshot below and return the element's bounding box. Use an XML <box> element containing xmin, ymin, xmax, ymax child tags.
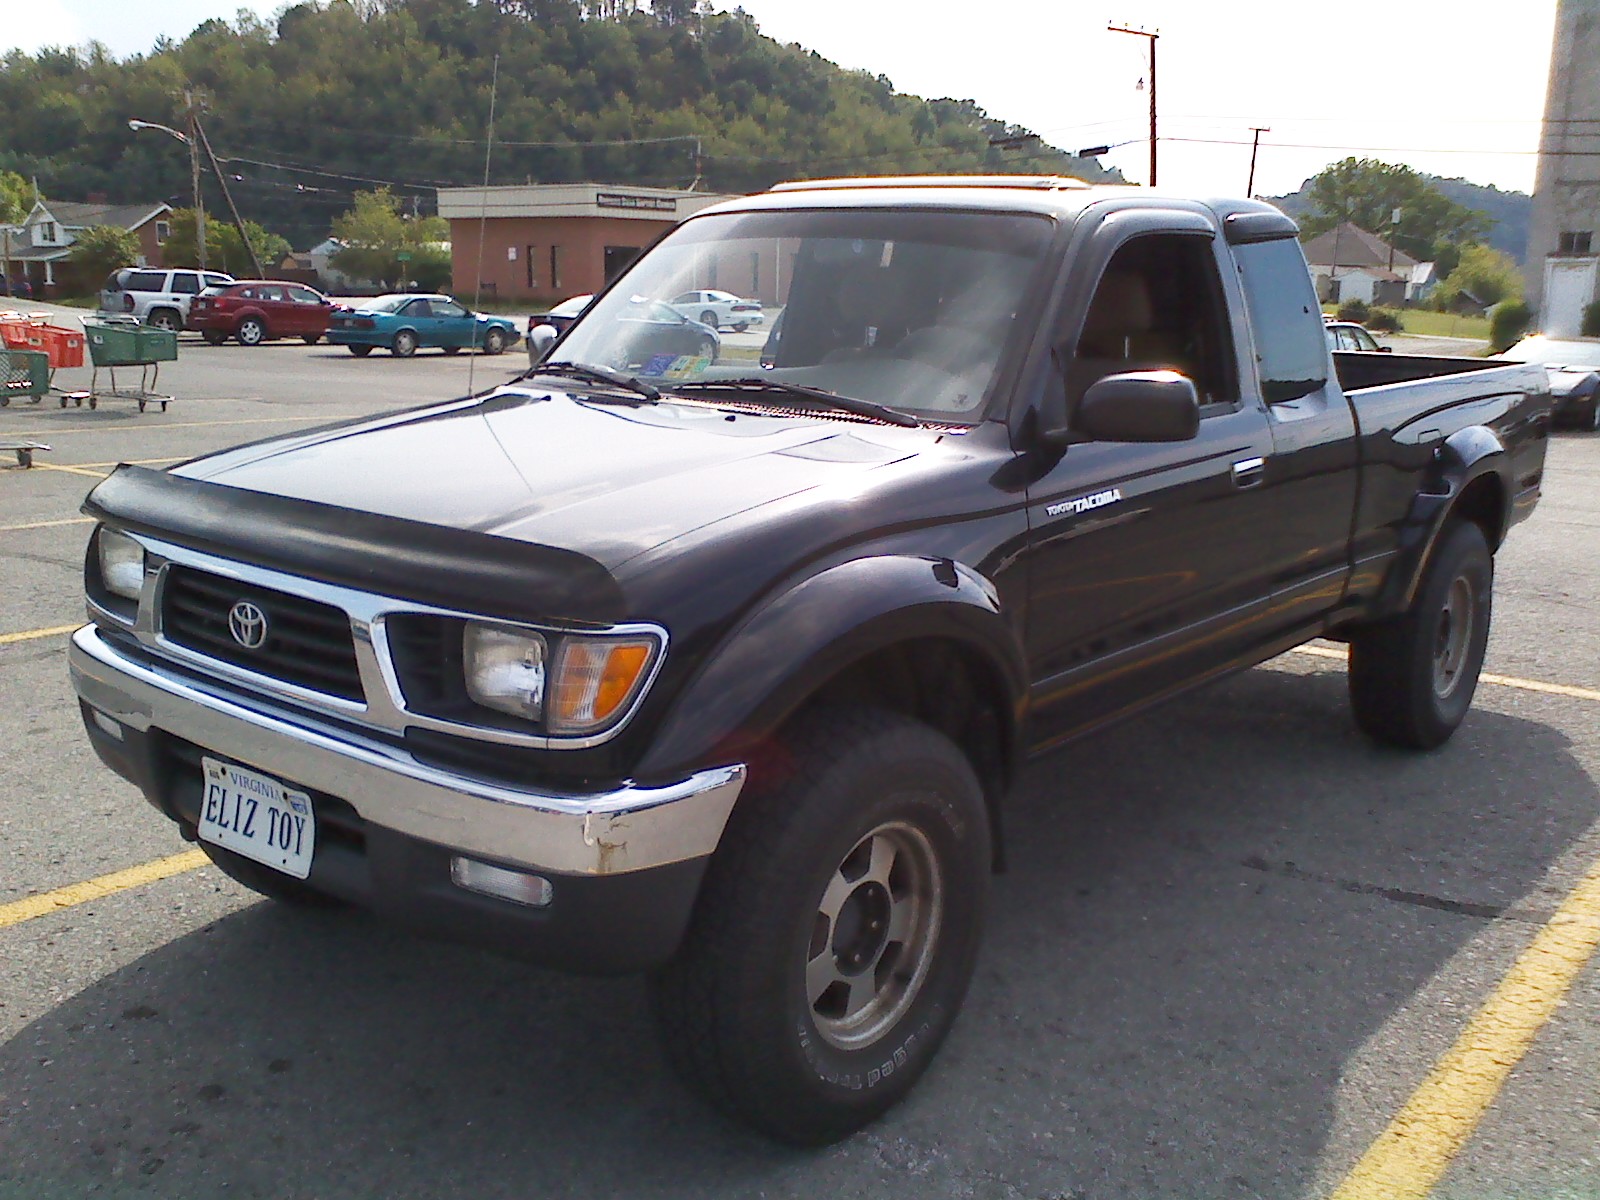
<box><xmin>528</xmin><ymin>323</ymin><xmax>558</xmax><ymax>361</ymax></box>
<box><xmin>1070</xmin><ymin>371</ymin><xmax>1200</xmax><ymax>443</ymax></box>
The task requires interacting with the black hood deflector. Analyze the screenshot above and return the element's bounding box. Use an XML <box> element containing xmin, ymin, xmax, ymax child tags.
<box><xmin>84</xmin><ymin>465</ymin><xmax>626</xmax><ymax>626</ymax></box>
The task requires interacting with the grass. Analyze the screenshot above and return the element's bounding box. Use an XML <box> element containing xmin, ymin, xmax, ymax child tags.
<box><xmin>1322</xmin><ymin>303</ymin><xmax>1490</xmax><ymax>342</ymax></box>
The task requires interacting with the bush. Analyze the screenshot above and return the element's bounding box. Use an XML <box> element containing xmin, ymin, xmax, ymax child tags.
<box><xmin>1336</xmin><ymin>298</ymin><xmax>1371</xmax><ymax>323</ymax></box>
<box><xmin>1489</xmin><ymin>300</ymin><xmax>1531</xmax><ymax>352</ymax></box>
<box><xmin>1582</xmin><ymin>301</ymin><xmax>1600</xmax><ymax>338</ymax></box>
<box><xmin>1366</xmin><ymin>307</ymin><xmax>1404</xmax><ymax>333</ymax></box>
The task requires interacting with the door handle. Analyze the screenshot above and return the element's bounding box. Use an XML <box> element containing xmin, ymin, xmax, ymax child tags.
<box><xmin>1231</xmin><ymin>456</ymin><xmax>1266</xmax><ymax>488</ymax></box>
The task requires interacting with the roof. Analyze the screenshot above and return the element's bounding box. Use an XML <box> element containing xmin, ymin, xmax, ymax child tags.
<box><xmin>32</xmin><ymin>199</ymin><xmax>170</xmax><ymax>231</ymax></box>
<box><xmin>1301</xmin><ymin>221</ymin><xmax>1419</xmax><ymax>271</ymax></box>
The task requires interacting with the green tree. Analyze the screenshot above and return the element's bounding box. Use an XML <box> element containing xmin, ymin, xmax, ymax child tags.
<box><xmin>1302</xmin><ymin>158</ymin><xmax>1490</xmax><ymax>263</ymax></box>
<box><xmin>162</xmin><ymin>208</ymin><xmax>289</xmax><ymax>276</ymax></box>
<box><xmin>330</xmin><ymin>187</ymin><xmax>449</xmax><ymax>290</ymax></box>
<box><xmin>64</xmin><ymin>224</ymin><xmax>140</xmax><ymax>293</ymax></box>
<box><xmin>0</xmin><ymin>170</ymin><xmax>38</xmax><ymax>224</ymax></box>
<box><xmin>1433</xmin><ymin>243</ymin><xmax>1524</xmax><ymax>309</ymax></box>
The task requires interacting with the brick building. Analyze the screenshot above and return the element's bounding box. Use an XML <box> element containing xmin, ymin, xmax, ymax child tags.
<box><xmin>1527</xmin><ymin>0</ymin><xmax>1600</xmax><ymax>334</ymax></box>
<box><xmin>437</xmin><ymin>183</ymin><xmax>738</xmax><ymax>304</ymax></box>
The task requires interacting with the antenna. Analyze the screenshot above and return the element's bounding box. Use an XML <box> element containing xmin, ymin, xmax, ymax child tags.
<box><xmin>467</xmin><ymin>54</ymin><xmax>500</xmax><ymax>399</ymax></box>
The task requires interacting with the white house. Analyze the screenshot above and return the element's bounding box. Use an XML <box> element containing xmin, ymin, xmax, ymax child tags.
<box><xmin>1301</xmin><ymin>222</ymin><xmax>1432</xmax><ymax>307</ymax></box>
<box><xmin>2</xmin><ymin>197</ymin><xmax>173</xmax><ymax>293</ymax></box>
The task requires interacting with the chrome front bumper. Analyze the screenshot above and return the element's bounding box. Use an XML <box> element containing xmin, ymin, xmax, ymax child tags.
<box><xmin>69</xmin><ymin>624</ymin><xmax>746</xmax><ymax>877</ymax></box>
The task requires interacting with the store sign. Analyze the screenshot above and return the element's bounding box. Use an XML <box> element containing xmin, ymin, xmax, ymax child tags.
<box><xmin>596</xmin><ymin>193</ymin><xmax>677</xmax><ymax>213</ymax></box>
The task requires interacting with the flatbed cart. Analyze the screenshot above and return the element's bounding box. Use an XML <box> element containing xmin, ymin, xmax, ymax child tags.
<box><xmin>0</xmin><ymin>439</ymin><xmax>50</xmax><ymax>468</ymax></box>
<box><xmin>0</xmin><ymin>346</ymin><xmax>50</xmax><ymax>407</ymax></box>
<box><xmin>77</xmin><ymin>315</ymin><xmax>176</xmax><ymax>412</ymax></box>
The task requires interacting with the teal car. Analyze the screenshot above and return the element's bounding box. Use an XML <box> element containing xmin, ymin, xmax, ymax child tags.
<box><xmin>327</xmin><ymin>294</ymin><xmax>520</xmax><ymax>358</ymax></box>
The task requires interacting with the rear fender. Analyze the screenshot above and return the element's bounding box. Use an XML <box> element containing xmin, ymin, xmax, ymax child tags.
<box><xmin>636</xmin><ymin>555</ymin><xmax>1026</xmax><ymax>783</ymax></box>
<box><xmin>1376</xmin><ymin>424</ymin><xmax>1510</xmax><ymax>617</ymax></box>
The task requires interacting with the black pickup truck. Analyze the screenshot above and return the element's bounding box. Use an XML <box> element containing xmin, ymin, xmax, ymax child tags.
<box><xmin>70</xmin><ymin>176</ymin><xmax>1550</xmax><ymax>1144</ymax></box>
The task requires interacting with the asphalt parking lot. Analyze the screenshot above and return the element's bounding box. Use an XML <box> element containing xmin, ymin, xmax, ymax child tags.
<box><xmin>1</xmin><ymin>308</ymin><xmax>1597</xmax><ymax>1199</ymax></box>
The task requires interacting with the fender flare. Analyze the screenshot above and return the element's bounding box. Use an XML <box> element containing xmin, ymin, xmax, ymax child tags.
<box><xmin>1376</xmin><ymin>424</ymin><xmax>1511</xmax><ymax>617</ymax></box>
<box><xmin>636</xmin><ymin>555</ymin><xmax>1027</xmax><ymax>783</ymax></box>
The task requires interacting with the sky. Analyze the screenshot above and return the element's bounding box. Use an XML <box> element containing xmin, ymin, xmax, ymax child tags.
<box><xmin>6</xmin><ymin>0</ymin><xmax>1563</xmax><ymax>199</ymax></box>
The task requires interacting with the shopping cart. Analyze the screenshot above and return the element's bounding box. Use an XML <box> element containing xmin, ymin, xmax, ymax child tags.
<box><xmin>0</xmin><ymin>347</ymin><xmax>49</xmax><ymax>406</ymax></box>
<box><xmin>78</xmin><ymin>314</ymin><xmax>176</xmax><ymax>412</ymax></box>
<box><xmin>1</xmin><ymin>310</ymin><xmax>88</xmax><ymax>397</ymax></box>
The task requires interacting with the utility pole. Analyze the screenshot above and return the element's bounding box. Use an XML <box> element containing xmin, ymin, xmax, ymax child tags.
<box><xmin>1247</xmin><ymin>126</ymin><xmax>1269</xmax><ymax>196</ymax></box>
<box><xmin>1109</xmin><ymin>24</ymin><xmax>1159</xmax><ymax>186</ymax></box>
<box><xmin>192</xmin><ymin>113</ymin><xmax>264</xmax><ymax>278</ymax></box>
<box><xmin>184</xmin><ymin>90</ymin><xmax>206</xmax><ymax>271</ymax></box>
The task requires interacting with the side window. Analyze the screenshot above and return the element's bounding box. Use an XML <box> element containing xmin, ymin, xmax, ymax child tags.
<box><xmin>125</xmin><ymin>270</ymin><xmax>165</xmax><ymax>292</ymax></box>
<box><xmin>257</xmin><ymin>285</ymin><xmax>286</xmax><ymax>302</ymax></box>
<box><xmin>1355</xmin><ymin>327</ymin><xmax>1380</xmax><ymax>352</ymax></box>
<box><xmin>1233</xmin><ymin>238</ymin><xmax>1328</xmax><ymax>404</ymax></box>
<box><xmin>433</xmin><ymin>300</ymin><xmax>466</xmax><ymax>318</ymax></box>
<box><xmin>288</xmin><ymin>286</ymin><xmax>324</xmax><ymax>305</ymax></box>
<box><xmin>404</xmin><ymin>299</ymin><xmax>432</xmax><ymax>318</ymax></box>
<box><xmin>1075</xmin><ymin>233</ymin><xmax>1237</xmax><ymax>406</ymax></box>
<box><xmin>171</xmin><ymin>272</ymin><xmax>202</xmax><ymax>295</ymax></box>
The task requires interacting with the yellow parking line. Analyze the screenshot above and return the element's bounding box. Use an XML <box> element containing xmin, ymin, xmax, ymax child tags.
<box><xmin>0</xmin><ymin>516</ymin><xmax>94</xmax><ymax>532</ymax></box>
<box><xmin>0</xmin><ymin>622</ymin><xmax>79</xmax><ymax>646</ymax></box>
<box><xmin>0</xmin><ymin>849</ymin><xmax>209</xmax><ymax>929</ymax></box>
<box><xmin>70</xmin><ymin>457</ymin><xmax>184</xmax><ymax>468</ymax></box>
<box><xmin>0</xmin><ymin>413</ymin><xmax>360</xmax><ymax>437</ymax></box>
<box><xmin>1328</xmin><ymin>852</ymin><xmax>1600</xmax><ymax>1199</ymax></box>
<box><xmin>29</xmin><ymin>462</ymin><xmax>109</xmax><ymax>478</ymax></box>
<box><xmin>1290</xmin><ymin>645</ymin><xmax>1600</xmax><ymax>704</ymax></box>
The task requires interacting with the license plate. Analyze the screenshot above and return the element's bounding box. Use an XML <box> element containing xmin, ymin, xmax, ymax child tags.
<box><xmin>199</xmin><ymin>758</ymin><xmax>316</xmax><ymax>880</ymax></box>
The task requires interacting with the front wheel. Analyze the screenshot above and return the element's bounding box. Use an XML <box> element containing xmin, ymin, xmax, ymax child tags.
<box><xmin>651</xmin><ymin>708</ymin><xmax>990</xmax><ymax>1145</ymax></box>
<box><xmin>482</xmin><ymin>327</ymin><xmax>508</xmax><ymax>355</ymax></box>
<box><xmin>1348</xmin><ymin>519</ymin><xmax>1493</xmax><ymax>749</ymax></box>
<box><xmin>391</xmin><ymin>329</ymin><xmax>418</xmax><ymax>358</ymax></box>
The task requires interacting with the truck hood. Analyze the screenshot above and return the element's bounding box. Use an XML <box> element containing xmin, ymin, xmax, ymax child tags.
<box><xmin>174</xmin><ymin>386</ymin><xmax>919</xmax><ymax>572</ymax></box>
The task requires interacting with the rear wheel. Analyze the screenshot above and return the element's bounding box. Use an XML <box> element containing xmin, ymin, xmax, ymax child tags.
<box><xmin>347</xmin><ymin>344</ymin><xmax>373</xmax><ymax>357</ymax></box>
<box><xmin>699</xmin><ymin>309</ymin><xmax>719</xmax><ymax>329</ymax></box>
<box><xmin>651</xmin><ymin>707</ymin><xmax>990</xmax><ymax>1145</ymax></box>
<box><xmin>482</xmin><ymin>327</ymin><xmax>508</xmax><ymax>355</ymax></box>
<box><xmin>1348</xmin><ymin>519</ymin><xmax>1493</xmax><ymax>749</ymax></box>
<box><xmin>198</xmin><ymin>842</ymin><xmax>344</xmax><ymax>908</ymax></box>
<box><xmin>147</xmin><ymin>308</ymin><xmax>181</xmax><ymax>333</ymax></box>
<box><xmin>201</xmin><ymin>330</ymin><xmax>226</xmax><ymax>346</ymax></box>
<box><xmin>236</xmin><ymin>317</ymin><xmax>267</xmax><ymax>346</ymax></box>
<box><xmin>391</xmin><ymin>329</ymin><xmax>418</xmax><ymax>358</ymax></box>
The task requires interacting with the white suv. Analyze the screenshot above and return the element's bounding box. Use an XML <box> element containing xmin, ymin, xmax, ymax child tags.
<box><xmin>99</xmin><ymin>267</ymin><xmax>235</xmax><ymax>331</ymax></box>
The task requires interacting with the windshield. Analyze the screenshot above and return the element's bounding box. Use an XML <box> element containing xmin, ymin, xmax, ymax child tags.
<box><xmin>1500</xmin><ymin>337</ymin><xmax>1600</xmax><ymax>368</ymax></box>
<box><xmin>550</xmin><ymin>208</ymin><xmax>1056</xmax><ymax>422</ymax></box>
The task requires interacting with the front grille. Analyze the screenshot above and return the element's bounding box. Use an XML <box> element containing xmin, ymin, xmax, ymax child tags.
<box><xmin>161</xmin><ymin>565</ymin><xmax>364</xmax><ymax>702</ymax></box>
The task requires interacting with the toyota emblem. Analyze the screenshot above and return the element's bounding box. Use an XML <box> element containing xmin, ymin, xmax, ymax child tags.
<box><xmin>227</xmin><ymin>600</ymin><xmax>269</xmax><ymax>650</ymax></box>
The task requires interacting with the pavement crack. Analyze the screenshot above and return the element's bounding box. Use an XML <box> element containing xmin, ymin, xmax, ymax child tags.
<box><xmin>1239</xmin><ymin>855</ymin><xmax>1535</xmax><ymax>921</ymax></box>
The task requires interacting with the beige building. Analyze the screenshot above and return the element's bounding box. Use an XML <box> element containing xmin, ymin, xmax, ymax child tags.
<box><xmin>1527</xmin><ymin>0</ymin><xmax>1600</xmax><ymax>335</ymax></box>
<box><xmin>437</xmin><ymin>183</ymin><xmax>739</xmax><ymax>304</ymax></box>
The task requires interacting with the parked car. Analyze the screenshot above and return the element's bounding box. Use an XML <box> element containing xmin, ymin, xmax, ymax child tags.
<box><xmin>1497</xmin><ymin>335</ymin><xmax>1600</xmax><ymax>429</ymax></box>
<box><xmin>99</xmin><ymin>267</ymin><xmax>235</xmax><ymax>332</ymax></box>
<box><xmin>667</xmin><ymin>288</ymin><xmax>765</xmax><ymax>331</ymax></box>
<box><xmin>71</xmin><ymin>179</ymin><xmax>1551</xmax><ymax>1145</ymax></box>
<box><xmin>189</xmin><ymin>281</ymin><xmax>337</xmax><ymax>346</ymax></box>
<box><xmin>526</xmin><ymin>294</ymin><xmax>593</xmax><ymax>366</ymax></box>
<box><xmin>326</xmin><ymin>294</ymin><xmax>520</xmax><ymax>358</ymax></box>
<box><xmin>1324</xmin><ymin>321</ymin><xmax>1390</xmax><ymax>353</ymax></box>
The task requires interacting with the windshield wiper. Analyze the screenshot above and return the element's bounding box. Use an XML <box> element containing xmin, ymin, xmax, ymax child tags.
<box><xmin>528</xmin><ymin>361</ymin><xmax>660</xmax><ymax>402</ymax></box>
<box><xmin>672</xmin><ymin>377</ymin><xmax>921</xmax><ymax>428</ymax></box>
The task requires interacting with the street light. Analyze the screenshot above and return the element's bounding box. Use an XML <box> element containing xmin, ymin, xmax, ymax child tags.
<box><xmin>1109</xmin><ymin>24</ymin><xmax>1159</xmax><ymax>186</ymax></box>
<box><xmin>129</xmin><ymin>111</ymin><xmax>205</xmax><ymax>270</ymax></box>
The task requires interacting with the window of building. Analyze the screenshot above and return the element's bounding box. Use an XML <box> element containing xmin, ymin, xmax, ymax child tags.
<box><xmin>525</xmin><ymin>245</ymin><xmax>537</xmax><ymax>290</ymax></box>
<box><xmin>604</xmin><ymin>245</ymin><xmax>641</xmax><ymax>283</ymax></box>
<box><xmin>549</xmin><ymin>245</ymin><xmax>562</xmax><ymax>291</ymax></box>
<box><xmin>1558</xmin><ymin>231</ymin><xmax>1593</xmax><ymax>255</ymax></box>
<box><xmin>37</xmin><ymin>220</ymin><xmax>57</xmax><ymax>245</ymax></box>
<box><xmin>156</xmin><ymin>220</ymin><xmax>170</xmax><ymax>244</ymax></box>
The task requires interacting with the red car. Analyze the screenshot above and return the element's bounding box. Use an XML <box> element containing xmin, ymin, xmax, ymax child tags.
<box><xmin>189</xmin><ymin>281</ymin><xmax>336</xmax><ymax>346</ymax></box>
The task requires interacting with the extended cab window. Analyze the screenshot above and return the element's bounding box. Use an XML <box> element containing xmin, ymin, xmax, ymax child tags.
<box><xmin>1233</xmin><ymin>238</ymin><xmax>1328</xmax><ymax>403</ymax></box>
<box><xmin>1074</xmin><ymin>233</ymin><xmax>1236</xmax><ymax>406</ymax></box>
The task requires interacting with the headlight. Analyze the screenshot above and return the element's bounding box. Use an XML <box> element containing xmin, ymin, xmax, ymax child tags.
<box><xmin>547</xmin><ymin>635</ymin><xmax>659</xmax><ymax>735</ymax></box>
<box><xmin>463</xmin><ymin>623</ymin><xmax>548</xmax><ymax>720</ymax></box>
<box><xmin>97</xmin><ymin>528</ymin><xmax>145</xmax><ymax>602</ymax></box>
<box><xmin>461</xmin><ymin>622</ymin><xmax>661</xmax><ymax>735</ymax></box>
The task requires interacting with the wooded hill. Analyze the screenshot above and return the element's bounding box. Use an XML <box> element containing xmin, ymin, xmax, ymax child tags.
<box><xmin>0</xmin><ymin>0</ymin><xmax>1117</xmax><ymax>249</ymax></box>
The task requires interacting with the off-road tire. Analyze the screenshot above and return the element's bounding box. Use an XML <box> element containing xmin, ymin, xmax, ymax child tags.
<box><xmin>237</xmin><ymin>317</ymin><xmax>267</xmax><ymax>346</ymax></box>
<box><xmin>391</xmin><ymin>329</ymin><xmax>418</xmax><ymax>358</ymax></box>
<box><xmin>347</xmin><ymin>344</ymin><xmax>373</xmax><ymax>357</ymax></box>
<box><xmin>650</xmin><ymin>707</ymin><xmax>990</xmax><ymax>1145</ymax></box>
<box><xmin>1348</xmin><ymin>519</ymin><xmax>1493</xmax><ymax>749</ymax></box>
<box><xmin>198</xmin><ymin>842</ymin><xmax>344</xmax><ymax>908</ymax></box>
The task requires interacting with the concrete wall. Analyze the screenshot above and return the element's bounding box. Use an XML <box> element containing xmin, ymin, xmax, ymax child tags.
<box><xmin>1527</xmin><ymin>0</ymin><xmax>1600</xmax><ymax>325</ymax></box>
